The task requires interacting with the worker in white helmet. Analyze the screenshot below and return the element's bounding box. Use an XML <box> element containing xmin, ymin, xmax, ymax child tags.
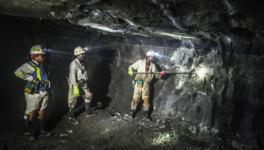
<box><xmin>67</xmin><ymin>46</ymin><xmax>93</xmax><ymax>124</ymax></box>
<box><xmin>128</xmin><ymin>50</ymin><xmax>166</xmax><ymax>121</ymax></box>
<box><xmin>14</xmin><ymin>45</ymin><xmax>51</xmax><ymax>141</ymax></box>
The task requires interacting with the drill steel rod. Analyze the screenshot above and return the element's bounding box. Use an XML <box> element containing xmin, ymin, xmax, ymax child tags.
<box><xmin>135</xmin><ymin>72</ymin><xmax>196</xmax><ymax>74</ymax></box>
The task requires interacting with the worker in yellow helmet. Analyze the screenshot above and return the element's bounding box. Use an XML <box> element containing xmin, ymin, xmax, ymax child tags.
<box><xmin>128</xmin><ymin>50</ymin><xmax>166</xmax><ymax>121</ymax></box>
<box><xmin>67</xmin><ymin>46</ymin><xmax>93</xmax><ymax>124</ymax></box>
<box><xmin>14</xmin><ymin>45</ymin><xmax>51</xmax><ymax>141</ymax></box>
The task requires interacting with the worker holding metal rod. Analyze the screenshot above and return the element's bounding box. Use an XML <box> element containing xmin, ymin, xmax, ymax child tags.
<box><xmin>128</xmin><ymin>50</ymin><xmax>166</xmax><ymax>121</ymax></box>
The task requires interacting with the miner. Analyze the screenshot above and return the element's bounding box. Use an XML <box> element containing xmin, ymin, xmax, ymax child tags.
<box><xmin>67</xmin><ymin>46</ymin><xmax>93</xmax><ymax>125</ymax></box>
<box><xmin>14</xmin><ymin>45</ymin><xmax>51</xmax><ymax>141</ymax></box>
<box><xmin>128</xmin><ymin>50</ymin><xmax>166</xmax><ymax>121</ymax></box>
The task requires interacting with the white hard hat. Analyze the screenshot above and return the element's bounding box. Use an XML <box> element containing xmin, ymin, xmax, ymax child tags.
<box><xmin>74</xmin><ymin>46</ymin><xmax>86</xmax><ymax>56</ymax></box>
<box><xmin>30</xmin><ymin>45</ymin><xmax>45</xmax><ymax>55</ymax></box>
<box><xmin>146</xmin><ymin>50</ymin><xmax>155</xmax><ymax>57</ymax></box>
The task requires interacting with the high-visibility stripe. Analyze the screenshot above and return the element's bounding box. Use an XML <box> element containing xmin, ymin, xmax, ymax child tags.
<box><xmin>15</xmin><ymin>72</ymin><xmax>26</xmax><ymax>78</ymax></box>
<box><xmin>29</xmin><ymin>62</ymin><xmax>42</xmax><ymax>81</ymax></box>
<box><xmin>36</xmin><ymin>67</ymin><xmax>41</xmax><ymax>80</ymax></box>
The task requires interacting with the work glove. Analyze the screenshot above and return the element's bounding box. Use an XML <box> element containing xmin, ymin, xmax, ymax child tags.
<box><xmin>128</xmin><ymin>68</ymin><xmax>134</xmax><ymax>77</ymax></box>
<box><xmin>26</xmin><ymin>76</ymin><xmax>34</xmax><ymax>82</ymax></box>
<box><xmin>73</xmin><ymin>85</ymin><xmax>80</xmax><ymax>97</ymax></box>
<box><xmin>159</xmin><ymin>71</ymin><xmax>167</xmax><ymax>78</ymax></box>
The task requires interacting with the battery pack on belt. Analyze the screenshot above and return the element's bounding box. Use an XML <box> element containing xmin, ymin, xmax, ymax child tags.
<box><xmin>135</xmin><ymin>80</ymin><xmax>144</xmax><ymax>88</ymax></box>
<box><xmin>78</xmin><ymin>79</ymin><xmax>87</xmax><ymax>88</ymax></box>
<box><xmin>25</xmin><ymin>81</ymin><xmax>50</xmax><ymax>94</ymax></box>
<box><xmin>24</xmin><ymin>82</ymin><xmax>35</xmax><ymax>94</ymax></box>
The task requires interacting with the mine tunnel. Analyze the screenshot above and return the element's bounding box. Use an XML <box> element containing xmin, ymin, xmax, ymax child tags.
<box><xmin>1</xmin><ymin>0</ymin><xmax>264</xmax><ymax>149</ymax></box>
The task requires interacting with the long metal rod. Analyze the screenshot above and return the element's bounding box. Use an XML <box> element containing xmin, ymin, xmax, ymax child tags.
<box><xmin>135</xmin><ymin>72</ymin><xmax>196</xmax><ymax>74</ymax></box>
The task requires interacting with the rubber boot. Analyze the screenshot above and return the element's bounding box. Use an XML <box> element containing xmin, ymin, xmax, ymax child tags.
<box><xmin>24</xmin><ymin>115</ymin><xmax>36</xmax><ymax>141</ymax></box>
<box><xmin>27</xmin><ymin>113</ymin><xmax>38</xmax><ymax>141</ymax></box>
<box><xmin>68</xmin><ymin>108</ymin><xmax>75</xmax><ymax>118</ymax></box>
<box><xmin>68</xmin><ymin>108</ymin><xmax>79</xmax><ymax>125</ymax></box>
<box><xmin>144</xmin><ymin>111</ymin><xmax>152</xmax><ymax>121</ymax></box>
<box><xmin>38</xmin><ymin>119</ymin><xmax>52</xmax><ymax>137</ymax></box>
<box><xmin>131</xmin><ymin>110</ymin><xmax>137</xmax><ymax>119</ymax></box>
<box><xmin>85</xmin><ymin>102</ymin><xmax>95</xmax><ymax>117</ymax></box>
<box><xmin>23</xmin><ymin>115</ymin><xmax>30</xmax><ymax>136</ymax></box>
<box><xmin>27</xmin><ymin>120</ymin><xmax>36</xmax><ymax>141</ymax></box>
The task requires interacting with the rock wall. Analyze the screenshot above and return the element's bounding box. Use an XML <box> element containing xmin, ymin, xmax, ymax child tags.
<box><xmin>1</xmin><ymin>14</ymin><xmax>264</xmax><ymax>149</ymax></box>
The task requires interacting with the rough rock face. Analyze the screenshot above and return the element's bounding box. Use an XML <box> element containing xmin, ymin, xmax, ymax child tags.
<box><xmin>105</xmin><ymin>33</ymin><xmax>264</xmax><ymax>149</ymax></box>
<box><xmin>0</xmin><ymin>0</ymin><xmax>263</xmax><ymax>40</ymax></box>
<box><xmin>0</xmin><ymin>0</ymin><xmax>264</xmax><ymax>149</ymax></box>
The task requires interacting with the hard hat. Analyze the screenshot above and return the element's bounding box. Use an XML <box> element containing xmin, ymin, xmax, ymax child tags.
<box><xmin>30</xmin><ymin>45</ymin><xmax>45</xmax><ymax>55</ymax></box>
<box><xmin>74</xmin><ymin>46</ymin><xmax>86</xmax><ymax>56</ymax></box>
<box><xmin>146</xmin><ymin>50</ymin><xmax>155</xmax><ymax>57</ymax></box>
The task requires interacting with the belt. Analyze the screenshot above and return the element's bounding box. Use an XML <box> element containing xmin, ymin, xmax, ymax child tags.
<box><xmin>135</xmin><ymin>80</ymin><xmax>144</xmax><ymax>87</ymax></box>
<box><xmin>136</xmin><ymin>80</ymin><xmax>144</xmax><ymax>84</ymax></box>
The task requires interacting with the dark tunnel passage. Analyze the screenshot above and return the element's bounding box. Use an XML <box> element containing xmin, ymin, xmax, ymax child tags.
<box><xmin>1</xmin><ymin>0</ymin><xmax>264</xmax><ymax>149</ymax></box>
<box><xmin>88</xmin><ymin>47</ymin><xmax>115</xmax><ymax>109</ymax></box>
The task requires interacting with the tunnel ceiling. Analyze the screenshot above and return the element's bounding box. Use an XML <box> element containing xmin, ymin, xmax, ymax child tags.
<box><xmin>1</xmin><ymin>0</ymin><xmax>264</xmax><ymax>41</ymax></box>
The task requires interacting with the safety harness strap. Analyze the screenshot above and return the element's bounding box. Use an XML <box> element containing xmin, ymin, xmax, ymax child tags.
<box><xmin>28</xmin><ymin>61</ymin><xmax>42</xmax><ymax>81</ymax></box>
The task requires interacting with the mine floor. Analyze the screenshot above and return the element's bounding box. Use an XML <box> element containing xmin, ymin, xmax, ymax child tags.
<box><xmin>1</xmin><ymin>109</ymin><xmax>217</xmax><ymax>150</ymax></box>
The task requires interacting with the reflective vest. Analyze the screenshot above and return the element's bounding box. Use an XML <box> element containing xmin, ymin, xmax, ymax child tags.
<box><xmin>27</xmin><ymin>61</ymin><xmax>49</xmax><ymax>92</ymax></box>
<box><xmin>28</xmin><ymin>61</ymin><xmax>48</xmax><ymax>81</ymax></box>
